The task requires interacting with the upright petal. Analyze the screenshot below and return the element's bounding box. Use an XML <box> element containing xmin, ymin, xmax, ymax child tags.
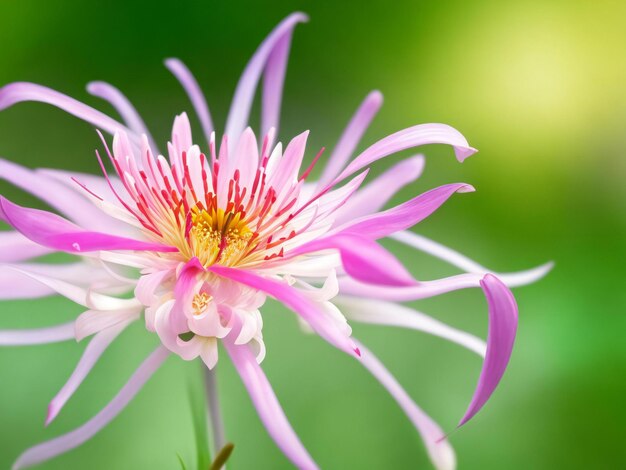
<box><xmin>224</xmin><ymin>339</ymin><xmax>318</xmax><ymax>470</ymax></box>
<box><xmin>354</xmin><ymin>340</ymin><xmax>456</xmax><ymax>470</ymax></box>
<box><xmin>12</xmin><ymin>346</ymin><xmax>169</xmax><ymax>470</ymax></box>
<box><xmin>261</xmin><ymin>30</ymin><xmax>293</xmax><ymax>137</ymax></box>
<box><xmin>317</xmin><ymin>91</ymin><xmax>383</xmax><ymax>187</ymax></box>
<box><xmin>225</xmin><ymin>13</ymin><xmax>308</xmax><ymax>140</ymax></box>
<box><xmin>458</xmin><ymin>274</ymin><xmax>518</xmax><ymax>427</ymax></box>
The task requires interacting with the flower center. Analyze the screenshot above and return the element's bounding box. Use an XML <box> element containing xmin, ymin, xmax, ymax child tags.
<box><xmin>192</xmin><ymin>292</ymin><xmax>213</xmax><ymax>315</ymax></box>
<box><xmin>189</xmin><ymin>207</ymin><xmax>256</xmax><ymax>266</ymax></box>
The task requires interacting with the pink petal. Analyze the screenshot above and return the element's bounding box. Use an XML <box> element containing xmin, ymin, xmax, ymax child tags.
<box><xmin>458</xmin><ymin>274</ymin><xmax>518</xmax><ymax>427</ymax></box>
<box><xmin>225</xmin><ymin>12</ymin><xmax>308</xmax><ymax>140</ymax></box>
<box><xmin>75</xmin><ymin>308</ymin><xmax>141</xmax><ymax>342</ymax></box>
<box><xmin>46</xmin><ymin>320</ymin><xmax>132</xmax><ymax>425</ymax></box>
<box><xmin>86</xmin><ymin>81</ymin><xmax>158</xmax><ymax>152</ymax></box>
<box><xmin>224</xmin><ymin>340</ymin><xmax>318</xmax><ymax>470</ymax></box>
<box><xmin>209</xmin><ymin>265</ymin><xmax>358</xmax><ymax>357</ymax></box>
<box><xmin>331</xmin><ymin>123</ymin><xmax>477</xmax><ymax>187</ymax></box>
<box><xmin>12</xmin><ymin>346</ymin><xmax>169</xmax><ymax>470</ymax></box>
<box><xmin>390</xmin><ymin>230</ymin><xmax>554</xmax><ymax>287</ymax></box>
<box><xmin>290</xmin><ymin>234</ymin><xmax>416</xmax><ymax>287</ymax></box>
<box><xmin>0</xmin><ymin>196</ymin><xmax>177</xmax><ymax>254</ymax></box>
<box><xmin>261</xmin><ymin>29</ymin><xmax>294</xmax><ymax>137</ymax></box>
<box><xmin>0</xmin><ymin>322</ymin><xmax>75</xmax><ymax>346</ymax></box>
<box><xmin>0</xmin><ymin>231</ymin><xmax>53</xmax><ymax>262</ymax></box>
<box><xmin>317</xmin><ymin>91</ymin><xmax>383</xmax><ymax>187</ymax></box>
<box><xmin>0</xmin><ymin>82</ymin><xmax>138</xmax><ymax>145</ymax></box>
<box><xmin>334</xmin><ymin>154</ymin><xmax>425</xmax><ymax>225</ymax></box>
<box><xmin>336</xmin><ymin>183</ymin><xmax>475</xmax><ymax>240</ymax></box>
<box><xmin>164</xmin><ymin>58</ymin><xmax>214</xmax><ymax>145</ymax></box>
<box><xmin>337</xmin><ymin>296</ymin><xmax>486</xmax><ymax>357</ymax></box>
<box><xmin>354</xmin><ymin>340</ymin><xmax>456</xmax><ymax>470</ymax></box>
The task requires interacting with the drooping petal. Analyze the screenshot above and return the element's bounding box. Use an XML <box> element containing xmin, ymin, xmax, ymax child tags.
<box><xmin>46</xmin><ymin>319</ymin><xmax>133</xmax><ymax>425</ymax></box>
<box><xmin>354</xmin><ymin>340</ymin><xmax>456</xmax><ymax>470</ymax></box>
<box><xmin>224</xmin><ymin>339</ymin><xmax>318</xmax><ymax>470</ymax></box>
<box><xmin>0</xmin><ymin>197</ymin><xmax>177</xmax><ymax>254</ymax></box>
<box><xmin>330</xmin><ymin>123</ymin><xmax>477</xmax><ymax>187</ymax></box>
<box><xmin>0</xmin><ymin>322</ymin><xmax>75</xmax><ymax>346</ymax></box>
<box><xmin>164</xmin><ymin>58</ymin><xmax>214</xmax><ymax>145</ymax></box>
<box><xmin>335</xmin><ymin>183</ymin><xmax>475</xmax><ymax>240</ymax></box>
<box><xmin>458</xmin><ymin>274</ymin><xmax>518</xmax><ymax>427</ymax></box>
<box><xmin>225</xmin><ymin>12</ymin><xmax>308</xmax><ymax>140</ymax></box>
<box><xmin>12</xmin><ymin>346</ymin><xmax>169</xmax><ymax>470</ymax></box>
<box><xmin>86</xmin><ymin>81</ymin><xmax>158</xmax><ymax>152</ymax></box>
<box><xmin>289</xmin><ymin>234</ymin><xmax>416</xmax><ymax>287</ymax></box>
<box><xmin>75</xmin><ymin>307</ymin><xmax>141</xmax><ymax>341</ymax></box>
<box><xmin>390</xmin><ymin>230</ymin><xmax>555</xmax><ymax>287</ymax></box>
<box><xmin>333</xmin><ymin>154</ymin><xmax>425</xmax><ymax>225</ymax></box>
<box><xmin>0</xmin><ymin>231</ymin><xmax>53</xmax><ymax>262</ymax></box>
<box><xmin>210</xmin><ymin>265</ymin><xmax>359</xmax><ymax>357</ymax></box>
<box><xmin>337</xmin><ymin>296</ymin><xmax>486</xmax><ymax>357</ymax></box>
<box><xmin>317</xmin><ymin>91</ymin><xmax>384</xmax><ymax>187</ymax></box>
<box><xmin>0</xmin><ymin>82</ymin><xmax>138</xmax><ymax>145</ymax></box>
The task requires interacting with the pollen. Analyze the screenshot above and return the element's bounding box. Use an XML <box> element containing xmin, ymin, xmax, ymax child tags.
<box><xmin>189</xmin><ymin>207</ymin><xmax>255</xmax><ymax>266</ymax></box>
<box><xmin>192</xmin><ymin>292</ymin><xmax>213</xmax><ymax>315</ymax></box>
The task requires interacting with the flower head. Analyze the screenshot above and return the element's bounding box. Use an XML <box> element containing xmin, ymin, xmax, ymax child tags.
<box><xmin>0</xmin><ymin>12</ymin><xmax>551</xmax><ymax>470</ymax></box>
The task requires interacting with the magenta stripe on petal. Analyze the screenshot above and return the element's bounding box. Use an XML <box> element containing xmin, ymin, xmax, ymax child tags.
<box><xmin>458</xmin><ymin>274</ymin><xmax>518</xmax><ymax>427</ymax></box>
<box><xmin>164</xmin><ymin>58</ymin><xmax>214</xmax><ymax>145</ymax></box>
<box><xmin>0</xmin><ymin>82</ymin><xmax>138</xmax><ymax>145</ymax></box>
<box><xmin>318</xmin><ymin>91</ymin><xmax>383</xmax><ymax>187</ymax></box>
<box><xmin>12</xmin><ymin>346</ymin><xmax>169</xmax><ymax>470</ymax></box>
<box><xmin>337</xmin><ymin>183</ymin><xmax>474</xmax><ymax>240</ymax></box>
<box><xmin>0</xmin><ymin>322</ymin><xmax>75</xmax><ymax>346</ymax></box>
<box><xmin>0</xmin><ymin>197</ymin><xmax>177</xmax><ymax>254</ymax></box>
<box><xmin>225</xmin><ymin>12</ymin><xmax>307</xmax><ymax>140</ymax></box>
<box><xmin>354</xmin><ymin>340</ymin><xmax>456</xmax><ymax>470</ymax></box>
<box><xmin>224</xmin><ymin>340</ymin><xmax>318</xmax><ymax>470</ymax></box>
<box><xmin>210</xmin><ymin>265</ymin><xmax>359</xmax><ymax>357</ymax></box>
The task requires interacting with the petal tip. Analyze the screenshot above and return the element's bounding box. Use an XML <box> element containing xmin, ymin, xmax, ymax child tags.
<box><xmin>454</xmin><ymin>146</ymin><xmax>478</xmax><ymax>162</ymax></box>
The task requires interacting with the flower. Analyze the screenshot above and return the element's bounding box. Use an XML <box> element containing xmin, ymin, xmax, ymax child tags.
<box><xmin>0</xmin><ymin>12</ymin><xmax>551</xmax><ymax>470</ymax></box>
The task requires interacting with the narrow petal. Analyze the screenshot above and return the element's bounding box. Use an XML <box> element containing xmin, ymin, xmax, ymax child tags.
<box><xmin>75</xmin><ymin>308</ymin><xmax>141</xmax><ymax>341</ymax></box>
<box><xmin>46</xmin><ymin>320</ymin><xmax>132</xmax><ymax>425</ymax></box>
<box><xmin>224</xmin><ymin>340</ymin><xmax>318</xmax><ymax>470</ymax></box>
<box><xmin>331</xmin><ymin>124</ymin><xmax>477</xmax><ymax>187</ymax></box>
<box><xmin>0</xmin><ymin>231</ymin><xmax>53</xmax><ymax>262</ymax></box>
<box><xmin>458</xmin><ymin>274</ymin><xmax>518</xmax><ymax>427</ymax></box>
<box><xmin>261</xmin><ymin>30</ymin><xmax>293</xmax><ymax>137</ymax></box>
<box><xmin>390</xmin><ymin>231</ymin><xmax>554</xmax><ymax>287</ymax></box>
<box><xmin>337</xmin><ymin>296</ymin><xmax>486</xmax><ymax>357</ymax></box>
<box><xmin>0</xmin><ymin>322</ymin><xmax>75</xmax><ymax>346</ymax></box>
<box><xmin>209</xmin><ymin>265</ymin><xmax>358</xmax><ymax>357</ymax></box>
<box><xmin>289</xmin><ymin>234</ymin><xmax>416</xmax><ymax>287</ymax></box>
<box><xmin>317</xmin><ymin>91</ymin><xmax>383</xmax><ymax>187</ymax></box>
<box><xmin>12</xmin><ymin>346</ymin><xmax>169</xmax><ymax>470</ymax></box>
<box><xmin>225</xmin><ymin>12</ymin><xmax>308</xmax><ymax>140</ymax></box>
<box><xmin>354</xmin><ymin>340</ymin><xmax>456</xmax><ymax>470</ymax></box>
<box><xmin>335</xmin><ymin>183</ymin><xmax>475</xmax><ymax>240</ymax></box>
<box><xmin>164</xmin><ymin>58</ymin><xmax>214</xmax><ymax>144</ymax></box>
<box><xmin>333</xmin><ymin>154</ymin><xmax>425</xmax><ymax>225</ymax></box>
<box><xmin>0</xmin><ymin>196</ymin><xmax>177</xmax><ymax>254</ymax></box>
<box><xmin>0</xmin><ymin>82</ymin><xmax>138</xmax><ymax>145</ymax></box>
<box><xmin>86</xmin><ymin>81</ymin><xmax>158</xmax><ymax>152</ymax></box>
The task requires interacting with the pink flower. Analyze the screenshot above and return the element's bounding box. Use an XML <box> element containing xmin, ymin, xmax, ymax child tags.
<box><xmin>0</xmin><ymin>13</ymin><xmax>551</xmax><ymax>470</ymax></box>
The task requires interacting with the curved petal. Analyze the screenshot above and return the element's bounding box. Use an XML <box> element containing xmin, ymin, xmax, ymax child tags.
<box><xmin>261</xmin><ymin>28</ymin><xmax>294</xmax><ymax>137</ymax></box>
<box><xmin>0</xmin><ymin>82</ymin><xmax>138</xmax><ymax>145</ymax></box>
<box><xmin>0</xmin><ymin>231</ymin><xmax>53</xmax><ymax>262</ymax></box>
<box><xmin>75</xmin><ymin>307</ymin><xmax>141</xmax><ymax>342</ymax></box>
<box><xmin>164</xmin><ymin>58</ymin><xmax>214</xmax><ymax>144</ymax></box>
<box><xmin>390</xmin><ymin>231</ymin><xmax>554</xmax><ymax>287</ymax></box>
<box><xmin>46</xmin><ymin>319</ymin><xmax>133</xmax><ymax>425</ymax></box>
<box><xmin>0</xmin><ymin>196</ymin><xmax>177</xmax><ymax>254</ymax></box>
<box><xmin>209</xmin><ymin>265</ymin><xmax>358</xmax><ymax>357</ymax></box>
<box><xmin>333</xmin><ymin>154</ymin><xmax>425</xmax><ymax>226</ymax></box>
<box><xmin>12</xmin><ymin>346</ymin><xmax>169</xmax><ymax>470</ymax></box>
<box><xmin>337</xmin><ymin>296</ymin><xmax>486</xmax><ymax>357</ymax></box>
<box><xmin>86</xmin><ymin>81</ymin><xmax>158</xmax><ymax>152</ymax></box>
<box><xmin>354</xmin><ymin>340</ymin><xmax>456</xmax><ymax>470</ymax></box>
<box><xmin>0</xmin><ymin>322</ymin><xmax>75</xmax><ymax>346</ymax></box>
<box><xmin>225</xmin><ymin>12</ymin><xmax>308</xmax><ymax>140</ymax></box>
<box><xmin>224</xmin><ymin>339</ymin><xmax>318</xmax><ymax>470</ymax></box>
<box><xmin>335</xmin><ymin>183</ymin><xmax>475</xmax><ymax>240</ymax></box>
<box><xmin>317</xmin><ymin>90</ymin><xmax>383</xmax><ymax>187</ymax></box>
<box><xmin>331</xmin><ymin>123</ymin><xmax>477</xmax><ymax>187</ymax></box>
<box><xmin>458</xmin><ymin>274</ymin><xmax>518</xmax><ymax>427</ymax></box>
<box><xmin>290</xmin><ymin>234</ymin><xmax>416</xmax><ymax>287</ymax></box>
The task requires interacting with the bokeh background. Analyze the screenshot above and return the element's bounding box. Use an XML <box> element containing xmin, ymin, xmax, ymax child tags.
<box><xmin>0</xmin><ymin>0</ymin><xmax>624</xmax><ymax>468</ymax></box>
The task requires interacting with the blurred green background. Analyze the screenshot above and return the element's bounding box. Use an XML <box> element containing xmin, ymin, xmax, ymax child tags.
<box><xmin>0</xmin><ymin>0</ymin><xmax>624</xmax><ymax>468</ymax></box>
